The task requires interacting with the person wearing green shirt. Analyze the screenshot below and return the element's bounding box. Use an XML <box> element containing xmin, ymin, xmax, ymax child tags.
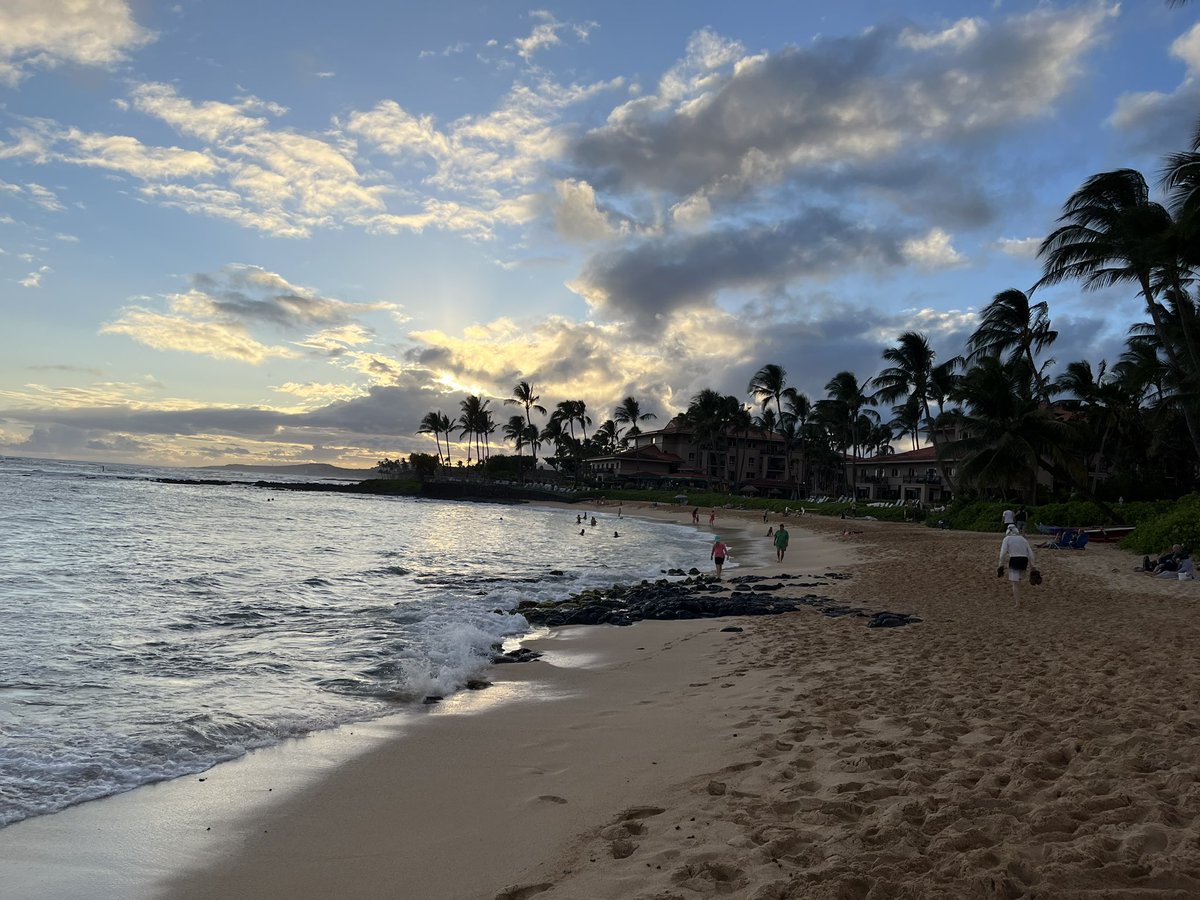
<box><xmin>773</xmin><ymin>524</ymin><xmax>790</xmax><ymax>562</ymax></box>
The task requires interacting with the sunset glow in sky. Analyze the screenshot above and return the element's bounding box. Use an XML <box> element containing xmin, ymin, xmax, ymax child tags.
<box><xmin>1</xmin><ymin>1</ymin><xmax>1197</xmax><ymax>466</ymax></box>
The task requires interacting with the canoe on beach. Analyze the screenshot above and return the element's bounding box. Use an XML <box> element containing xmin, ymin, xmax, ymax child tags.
<box><xmin>1035</xmin><ymin>523</ymin><xmax>1135</xmax><ymax>542</ymax></box>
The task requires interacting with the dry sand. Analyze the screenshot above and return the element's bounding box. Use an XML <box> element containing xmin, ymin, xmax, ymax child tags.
<box><xmin>7</xmin><ymin>504</ymin><xmax>1200</xmax><ymax>899</ymax></box>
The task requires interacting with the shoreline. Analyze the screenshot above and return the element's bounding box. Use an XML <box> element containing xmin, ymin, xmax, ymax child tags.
<box><xmin>7</xmin><ymin>504</ymin><xmax>1200</xmax><ymax>897</ymax></box>
<box><xmin>0</xmin><ymin>501</ymin><xmax>827</xmax><ymax>899</ymax></box>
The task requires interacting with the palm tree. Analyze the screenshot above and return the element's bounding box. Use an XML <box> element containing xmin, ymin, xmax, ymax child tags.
<box><xmin>614</xmin><ymin>396</ymin><xmax>657</xmax><ymax>446</ymax></box>
<box><xmin>551</xmin><ymin>400</ymin><xmax>591</xmax><ymax>442</ymax></box>
<box><xmin>457</xmin><ymin>395</ymin><xmax>490</xmax><ymax>466</ymax></box>
<box><xmin>873</xmin><ymin>331</ymin><xmax>960</xmax><ymax>492</ymax></box>
<box><xmin>1038</xmin><ymin>168</ymin><xmax>1200</xmax><ymax>461</ymax></box>
<box><xmin>747</xmin><ymin>364</ymin><xmax>796</xmax><ymax>425</ymax></box>
<box><xmin>823</xmin><ymin>371</ymin><xmax>878</xmax><ymax>497</ymax></box>
<box><xmin>503</xmin><ymin>414</ymin><xmax>535</xmax><ymax>480</ymax></box>
<box><xmin>504</xmin><ymin>380</ymin><xmax>547</xmax><ymax>474</ymax></box>
<box><xmin>1161</xmin><ymin>117</ymin><xmax>1200</xmax><ymax>261</ymax></box>
<box><xmin>945</xmin><ymin>356</ymin><xmax>1120</xmax><ymax>517</ymax></box>
<box><xmin>783</xmin><ymin>391</ymin><xmax>813</xmax><ymax>498</ymax></box>
<box><xmin>685</xmin><ymin>389</ymin><xmax>740</xmax><ymax>489</ymax></box>
<box><xmin>593</xmin><ymin>419</ymin><xmax>621</xmax><ymax>454</ymax></box>
<box><xmin>418</xmin><ymin>411</ymin><xmax>446</xmax><ymax>464</ymax></box>
<box><xmin>967</xmin><ymin>290</ymin><xmax>1058</xmax><ymax>402</ymax></box>
<box><xmin>888</xmin><ymin>396</ymin><xmax>922</xmax><ymax>452</ymax></box>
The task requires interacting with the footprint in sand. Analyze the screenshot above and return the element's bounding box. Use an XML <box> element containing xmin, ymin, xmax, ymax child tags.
<box><xmin>493</xmin><ymin>883</ymin><xmax>552</xmax><ymax>900</ymax></box>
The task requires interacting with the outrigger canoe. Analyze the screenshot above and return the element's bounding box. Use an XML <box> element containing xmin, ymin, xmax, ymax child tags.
<box><xmin>1035</xmin><ymin>523</ymin><xmax>1134</xmax><ymax>542</ymax></box>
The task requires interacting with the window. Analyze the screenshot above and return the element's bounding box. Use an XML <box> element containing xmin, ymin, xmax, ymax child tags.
<box><xmin>891</xmin><ymin>468</ymin><xmax>898</xmax><ymax>477</ymax></box>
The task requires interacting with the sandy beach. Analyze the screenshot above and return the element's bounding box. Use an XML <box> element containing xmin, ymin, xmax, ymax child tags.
<box><xmin>6</xmin><ymin>503</ymin><xmax>1200</xmax><ymax>898</ymax></box>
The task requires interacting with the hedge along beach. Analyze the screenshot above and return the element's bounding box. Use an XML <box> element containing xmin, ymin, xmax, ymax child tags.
<box><xmin>5</xmin><ymin>502</ymin><xmax>1200</xmax><ymax>898</ymax></box>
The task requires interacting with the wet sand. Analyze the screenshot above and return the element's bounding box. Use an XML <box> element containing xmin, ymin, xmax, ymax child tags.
<box><xmin>7</xmin><ymin>505</ymin><xmax>1200</xmax><ymax>898</ymax></box>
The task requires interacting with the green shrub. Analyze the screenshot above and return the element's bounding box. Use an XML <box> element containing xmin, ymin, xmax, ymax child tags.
<box><xmin>1120</xmin><ymin>495</ymin><xmax>1200</xmax><ymax>553</ymax></box>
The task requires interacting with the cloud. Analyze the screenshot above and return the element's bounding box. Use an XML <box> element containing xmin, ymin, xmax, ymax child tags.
<box><xmin>101</xmin><ymin>264</ymin><xmax>397</xmax><ymax>363</ymax></box>
<box><xmin>571</xmin><ymin>7</ymin><xmax>1117</xmax><ymax>199</ymax></box>
<box><xmin>901</xmin><ymin>228</ymin><xmax>967</xmax><ymax>271</ymax></box>
<box><xmin>273</xmin><ymin>381</ymin><xmax>365</xmax><ymax>407</ymax></box>
<box><xmin>0</xmin><ymin>0</ymin><xmax>154</xmax><ymax>86</ymax></box>
<box><xmin>551</xmin><ymin>178</ymin><xmax>620</xmax><ymax>242</ymax></box>
<box><xmin>19</xmin><ymin>264</ymin><xmax>50</xmax><ymax>287</ymax></box>
<box><xmin>101</xmin><ymin>307</ymin><xmax>299</xmax><ymax>363</ymax></box>
<box><xmin>1108</xmin><ymin>21</ymin><xmax>1200</xmax><ymax>152</ymax></box>
<box><xmin>994</xmin><ymin>236</ymin><xmax>1042</xmax><ymax>259</ymax></box>
<box><xmin>569</xmin><ymin>209</ymin><xmax>903</xmax><ymax>326</ymax></box>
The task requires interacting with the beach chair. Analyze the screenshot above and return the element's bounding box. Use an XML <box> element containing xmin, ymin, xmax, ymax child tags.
<box><xmin>1070</xmin><ymin>532</ymin><xmax>1089</xmax><ymax>550</ymax></box>
<box><xmin>1041</xmin><ymin>529</ymin><xmax>1076</xmax><ymax>550</ymax></box>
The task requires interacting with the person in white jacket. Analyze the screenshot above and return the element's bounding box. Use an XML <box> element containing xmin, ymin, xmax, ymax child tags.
<box><xmin>998</xmin><ymin>524</ymin><xmax>1035</xmax><ymax>607</ymax></box>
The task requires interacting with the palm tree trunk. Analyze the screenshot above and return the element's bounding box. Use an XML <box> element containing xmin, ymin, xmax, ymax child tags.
<box><xmin>922</xmin><ymin>399</ymin><xmax>957</xmax><ymax>495</ymax></box>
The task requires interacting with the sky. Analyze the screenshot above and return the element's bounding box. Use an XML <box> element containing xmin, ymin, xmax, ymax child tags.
<box><xmin>0</xmin><ymin>0</ymin><xmax>1197</xmax><ymax>468</ymax></box>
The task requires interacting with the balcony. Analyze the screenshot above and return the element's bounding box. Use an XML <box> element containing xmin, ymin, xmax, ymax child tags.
<box><xmin>901</xmin><ymin>475</ymin><xmax>942</xmax><ymax>485</ymax></box>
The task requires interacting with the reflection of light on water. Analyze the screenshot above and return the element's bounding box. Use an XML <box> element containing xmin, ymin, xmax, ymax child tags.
<box><xmin>529</xmin><ymin>650</ymin><xmax>607</xmax><ymax>669</ymax></box>
<box><xmin>431</xmin><ymin>678</ymin><xmax>571</xmax><ymax>714</ymax></box>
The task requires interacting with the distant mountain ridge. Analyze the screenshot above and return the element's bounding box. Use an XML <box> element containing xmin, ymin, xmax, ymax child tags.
<box><xmin>198</xmin><ymin>463</ymin><xmax>380</xmax><ymax>479</ymax></box>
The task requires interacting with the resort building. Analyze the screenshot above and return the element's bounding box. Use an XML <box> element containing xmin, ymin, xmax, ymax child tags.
<box><xmin>849</xmin><ymin>446</ymin><xmax>955</xmax><ymax>505</ymax></box>
<box><xmin>586</xmin><ymin>415</ymin><xmax>961</xmax><ymax>503</ymax></box>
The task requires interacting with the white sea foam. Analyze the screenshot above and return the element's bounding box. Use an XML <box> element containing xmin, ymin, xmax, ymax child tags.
<box><xmin>0</xmin><ymin>459</ymin><xmax>710</xmax><ymax>826</ymax></box>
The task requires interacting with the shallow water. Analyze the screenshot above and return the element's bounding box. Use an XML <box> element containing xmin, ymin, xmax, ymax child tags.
<box><xmin>0</xmin><ymin>457</ymin><xmax>708</xmax><ymax>826</ymax></box>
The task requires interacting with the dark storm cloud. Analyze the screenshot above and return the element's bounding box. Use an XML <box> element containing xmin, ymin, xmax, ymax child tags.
<box><xmin>576</xmin><ymin>209</ymin><xmax>903</xmax><ymax>324</ymax></box>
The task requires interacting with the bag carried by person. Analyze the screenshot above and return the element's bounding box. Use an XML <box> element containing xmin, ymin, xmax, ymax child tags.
<box><xmin>1029</xmin><ymin>568</ymin><xmax>1043</xmax><ymax>586</ymax></box>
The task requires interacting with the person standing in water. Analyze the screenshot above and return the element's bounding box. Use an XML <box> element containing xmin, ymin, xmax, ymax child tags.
<box><xmin>998</xmin><ymin>524</ymin><xmax>1035</xmax><ymax>607</ymax></box>
<box><xmin>773</xmin><ymin>523</ymin><xmax>790</xmax><ymax>562</ymax></box>
<box><xmin>710</xmin><ymin>536</ymin><xmax>728</xmax><ymax>579</ymax></box>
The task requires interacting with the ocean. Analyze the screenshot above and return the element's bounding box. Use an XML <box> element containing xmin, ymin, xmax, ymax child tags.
<box><xmin>0</xmin><ymin>457</ymin><xmax>710</xmax><ymax>827</ymax></box>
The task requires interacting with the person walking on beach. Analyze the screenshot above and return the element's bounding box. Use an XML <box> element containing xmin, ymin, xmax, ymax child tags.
<box><xmin>708</xmin><ymin>510</ymin><xmax>716</xmax><ymax>527</ymax></box>
<box><xmin>773</xmin><ymin>523</ymin><xmax>790</xmax><ymax>562</ymax></box>
<box><xmin>1002</xmin><ymin>507</ymin><xmax>1015</xmax><ymax>528</ymax></box>
<box><xmin>692</xmin><ymin>507</ymin><xmax>700</xmax><ymax>524</ymax></box>
<box><xmin>1015</xmin><ymin>506</ymin><xmax>1028</xmax><ymax>534</ymax></box>
<box><xmin>711</xmin><ymin>537</ymin><xmax>728</xmax><ymax>579</ymax></box>
<box><xmin>998</xmin><ymin>524</ymin><xmax>1034</xmax><ymax>607</ymax></box>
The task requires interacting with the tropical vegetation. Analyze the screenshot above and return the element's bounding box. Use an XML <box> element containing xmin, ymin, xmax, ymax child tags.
<box><xmin>406</xmin><ymin>114</ymin><xmax>1200</xmax><ymax>512</ymax></box>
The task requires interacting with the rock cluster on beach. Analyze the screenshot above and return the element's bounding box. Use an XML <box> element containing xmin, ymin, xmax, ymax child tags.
<box><xmin>511</xmin><ymin>573</ymin><xmax>921</xmax><ymax>630</ymax></box>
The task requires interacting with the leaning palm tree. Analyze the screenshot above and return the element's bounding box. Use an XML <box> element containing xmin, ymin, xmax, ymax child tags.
<box><xmin>614</xmin><ymin>396</ymin><xmax>657</xmax><ymax>446</ymax></box>
<box><xmin>874</xmin><ymin>331</ymin><xmax>960</xmax><ymax>492</ymax></box>
<box><xmin>1038</xmin><ymin>168</ymin><xmax>1200</xmax><ymax>461</ymax></box>
<box><xmin>417</xmin><ymin>411</ymin><xmax>446</xmax><ymax>464</ymax></box>
<box><xmin>504</xmin><ymin>380</ymin><xmax>547</xmax><ymax>473</ymax></box>
<box><xmin>967</xmin><ymin>290</ymin><xmax>1058</xmax><ymax>402</ymax></box>
<box><xmin>1161</xmin><ymin>117</ymin><xmax>1200</xmax><ymax>255</ymax></box>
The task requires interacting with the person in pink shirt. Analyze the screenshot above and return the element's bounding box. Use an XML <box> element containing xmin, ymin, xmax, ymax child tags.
<box><xmin>711</xmin><ymin>537</ymin><xmax>729</xmax><ymax>579</ymax></box>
